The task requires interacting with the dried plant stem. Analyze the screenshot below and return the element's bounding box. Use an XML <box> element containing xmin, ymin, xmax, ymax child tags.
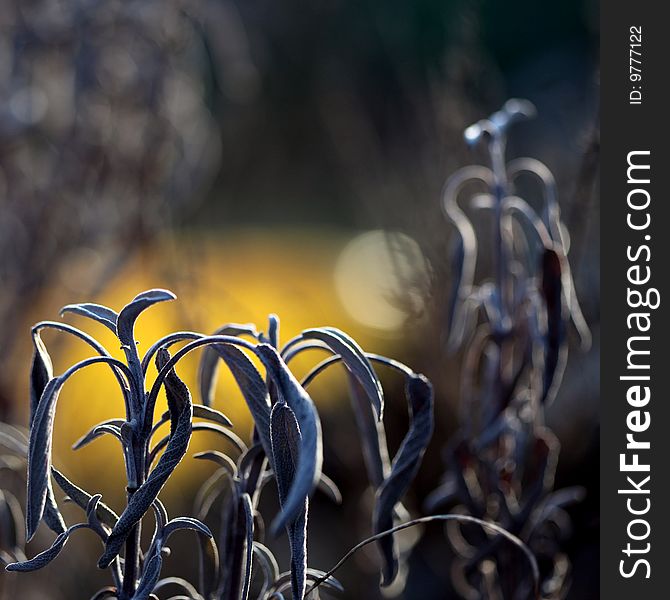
<box><xmin>306</xmin><ymin>514</ymin><xmax>540</xmax><ymax>600</ymax></box>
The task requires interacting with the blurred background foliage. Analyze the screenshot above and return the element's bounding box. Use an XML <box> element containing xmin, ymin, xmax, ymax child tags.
<box><xmin>0</xmin><ymin>0</ymin><xmax>598</xmax><ymax>598</ymax></box>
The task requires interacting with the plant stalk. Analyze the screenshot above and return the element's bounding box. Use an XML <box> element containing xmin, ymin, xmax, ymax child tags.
<box><xmin>120</xmin><ymin>433</ymin><xmax>147</xmax><ymax>598</ymax></box>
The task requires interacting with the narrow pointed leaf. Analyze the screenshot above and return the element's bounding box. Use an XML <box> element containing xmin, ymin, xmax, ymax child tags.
<box><xmin>270</xmin><ymin>403</ymin><xmax>300</xmax><ymax>505</ymax></box>
<box><xmin>42</xmin><ymin>491</ymin><xmax>67</xmax><ymax>537</ymax></box>
<box><xmin>26</xmin><ymin>355</ymin><xmax>129</xmax><ymax>540</ymax></box>
<box><xmin>72</xmin><ymin>421</ymin><xmax>124</xmax><ymax>451</ymax></box>
<box><xmin>208</xmin><ymin>343</ymin><xmax>272</xmax><ymax>456</ymax></box>
<box><xmin>99</xmin><ymin>358</ymin><xmax>192</xmax><ymax>568</ymax></box>
<box><xmin>373</xmin><ymin>375</ymin><xmax>434</xmax><ymax>586</ymax></box>
<box><xmin>192</xmin><ymin>404</ymin><xmax>233</xmax><ymax>427</ymax></box>
<box><xmin>5</xmin><ymin>532</ymin><xmax>70</xmax><ymax>572</ymax></box>
<box><xmin>27</xmin><ymin>336</ymin><xmax>66</xmax><ymax>537</ymax></box>
<box><xmin>6</xmin><ymin>523</ymin><xmax>88</xmax><ymax>572</ymax></box>
<box><xmin>240</xmin><ymin>493</ymin><xmax>254</xmax><ymax>600</ymax></box>
<box><xmin>60</xmin><ymin>303</ymin><xmax>118</xmax><ymax>334</ymax></box>
<box><xmin>219</xmin><ymin>491</ymin><xmax>254</xmax><ymax>600</ymax></box>
<box><xmin>51</xmin><ymin>467</ymin><xmax>119</xmax><ymax>529</ymax></box>
<box><xmin>193</xmin><ymin>451</ymin><xmax>238</xmax><ymax>477</ymax></box>
<box><xmin>198</xmin><ymin>324</ymin><xmax>258</xmax><ymax>406</ymax></box>
<box><xmin>270</xmin><ymin>402</ymin><xmax>307</xmax><ymax>600</ymax></box>
<box><xmin>150</xmin><ymin>423</ymin><xmax>245</xmax><ymax>465</ymax></box>
<box><xmin>26</xmin><ymin>378</ymin><xmax>63</xmax><ymax>541</ymax></box>
<box><xmin>29</xmin><ymin>333</ymin><xmax>52</xmax><ymax>426</ymax></box>
<box><xmin>347</xmin><ymin>375</ymin><xmax>391</xmax><ymax>488</ymax></box>
<box><xmin>116</xmin><ymin>289</ymin><xmax>176</xmax><ymax>347</ymax></box>
<box><xmin>257</xmin><ymin>344</ymin><xmax>322</xmax><ymax>535</ymax></box>
<box><xmin>301</xmin><ymin>328</ymin><xmax>384</xmax><ymax>419</ymax></box>
<box><xmin>134</xmin><ymin>554</ymin><xmax>163</xmax><ymax>600</ymax></box>
<box><xmin>155</xmin><ymin>349</ymin><xmax>190</xmax><ymax>436</ymax></box>
<box><xmin>153</xmin><ymin>404</ymin><xmax>233</xmax><ymax>435</ymax></box>
<box><xmin>162</xmin><ymin>517</ymin><xmax>213</xmax><ymax>541</ymax></box>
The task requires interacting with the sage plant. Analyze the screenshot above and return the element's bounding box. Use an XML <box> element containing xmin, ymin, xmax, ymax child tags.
<box><xmin>427</xmin><ymin>100</ymin><xmax>589</xmax><ymax>599</ymax></box>
<box><xmin>6</xmin><ymin>289</ymin><xmax>434</xmax><ymax>600</ymax></box>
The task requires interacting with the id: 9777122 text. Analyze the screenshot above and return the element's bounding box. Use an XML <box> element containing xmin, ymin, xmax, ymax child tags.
<box><xmin>629</xmin><ymin>26</ymin><xmax>642</xmax><ymax>105</ymax></box>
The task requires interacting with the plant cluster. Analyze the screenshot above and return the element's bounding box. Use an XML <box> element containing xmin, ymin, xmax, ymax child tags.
<box><xmin>0</xmin><ymin>100</ymin><xmax>593</xmax><ymax>600</ymax></box>
<box><xmin>4</xmin><ymin>289</ymin><xmax>434</xmax><ymax>600</ymax></box>
<box><xmin>427</xmin><ymin>100</ymin><xmax>590</xmax><ymax>599</ymax></box>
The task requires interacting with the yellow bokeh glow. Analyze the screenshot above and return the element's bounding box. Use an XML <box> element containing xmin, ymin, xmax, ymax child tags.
<box><xmin>13</xmin><ymin>229</ymin><xmax>401</xmax><ymax>513</ymax></box>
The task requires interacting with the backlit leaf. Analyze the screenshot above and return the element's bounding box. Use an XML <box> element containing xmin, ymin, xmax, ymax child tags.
<box><xmin>257</xmin><ymin>344</ymin><xmax>321</xmax><ymax>535</ymax></box>
<box><xmin>270</xmin><ymin>402</ymin><xmax>307</xmax><ymax>600</ymax></box>
<box><xmin>300</xmin><ymin>328</ymin><xmax>384</xmax><ymax>419</ymax></box>
<box><xmin>116</xmin><ymin>289</ymin><xmax>176</xmax><ymax>347</ymax></box>
<box><xmin>198</xmin><ymin>324</ymin><xmax>258</xmax><ymax>406</ymax></box>
<box><xmin>98</xmin><ymin>354</ymin><xmax>192</xmax><ymax>568</ymax></box>
<box><xmin>59</xmin><ymin>303</ymin><xmax>118</xmax><ymax>335</ymax></box>
<box><xmin>373</xmin><ymin>375</ymin><xmax>434</xmax><ymax>586</ymax></box>
<box><xmin>6</xmin><ymin>523</ymin><xmax>88</xmax><ymax>572</ymax></box>
<box><xmin>51</xmin><ymin>467</ymin><xmax>119</xmax><ymax>529</ymax></box>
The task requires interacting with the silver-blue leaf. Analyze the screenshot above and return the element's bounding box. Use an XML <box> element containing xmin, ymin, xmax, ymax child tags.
<box><xmin>162</xmin><ymin>517</ymin><xmax>213</xmax><ymax>541</ymax></box>
<box><xmin>6</xmin><ymin>523</ymin><xmax>88</xmax><ymax>572</ymax></box>
<box><xmin>59</xmin><ymin>303</ymin><xmax>118</xmax><ymax>334</ymax></box>
<box><xmin>300</xmin><ymin>328</ymin><xmax>384</xmax><ymax>419</ymax></box>
<box><xmin>98</xmin><ymin>352</ymin><xmax>192</xmax><ymax>568</ymax></box>
<box><xmin>26</xmin><ymin>377</ymin><xmax>63</xmax><ymax>541</ymax></box>
<box><xmin>26</xmin><ymin>355</ymin><xmax>127</xmax><ymax>540</ymax></box>
<box><xmin>133</xmin><ymin>554</ymin><xmax>163</xmax><ymax>600</ymax></box>
<box><xmin>116</xmin><ymin>289</ymin><xmax>176</xmax><ymax>347</ymax></box>
<box><xmin>256</xmin><ymin>344</ymin><xmax>322</xmax><ymax>535</ymax></box>
<box><xmin>373</xmin><ymin>374</ymin><xmax>434</xmax><ymax>586</ymax></box>
<box><xmin>347</xmin><ymin>375</ymin><xmax>391</xmax><ymax>489</ymax></box>
<box><xmin>51</xmin><ymin>467</ymin><xmax>119</xmax><ymax>529</ymax></box>
<box><xmin>72</xmin><ymin>420</ymin><xmax>125</xmax><ymax>451</ymax></box>
<box><xmin>28</xmin><ymin>335</ymin><xmax>66</xmax><ymax>537</ymax></box>
<box><xmin>240</xmin><ymin>493</ymin><xmax>254</xmax><ymax>600</ymax></box>
<box><xmin>193</xmin><ymin>451</ymin><xmax>238</xmax><ymax>477</ymax></box>
<box><xmin>197</xmin><ymin>324</ymin><xmax>259</xmax><ymax>406</ymax></box>
<box><xmin>29</xmin><ymin>333</ymin><xmax>52</xmax><ymax>427</ymax></box>
<box><xmin>208</xmin><ymin>343</ymin><xmax>272</xmax><ymax>457</ymax></box>
<box><xmin>270</xmin><ymin>402</ymin><xmax>307</xmax><ymax>600</ymax></box>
